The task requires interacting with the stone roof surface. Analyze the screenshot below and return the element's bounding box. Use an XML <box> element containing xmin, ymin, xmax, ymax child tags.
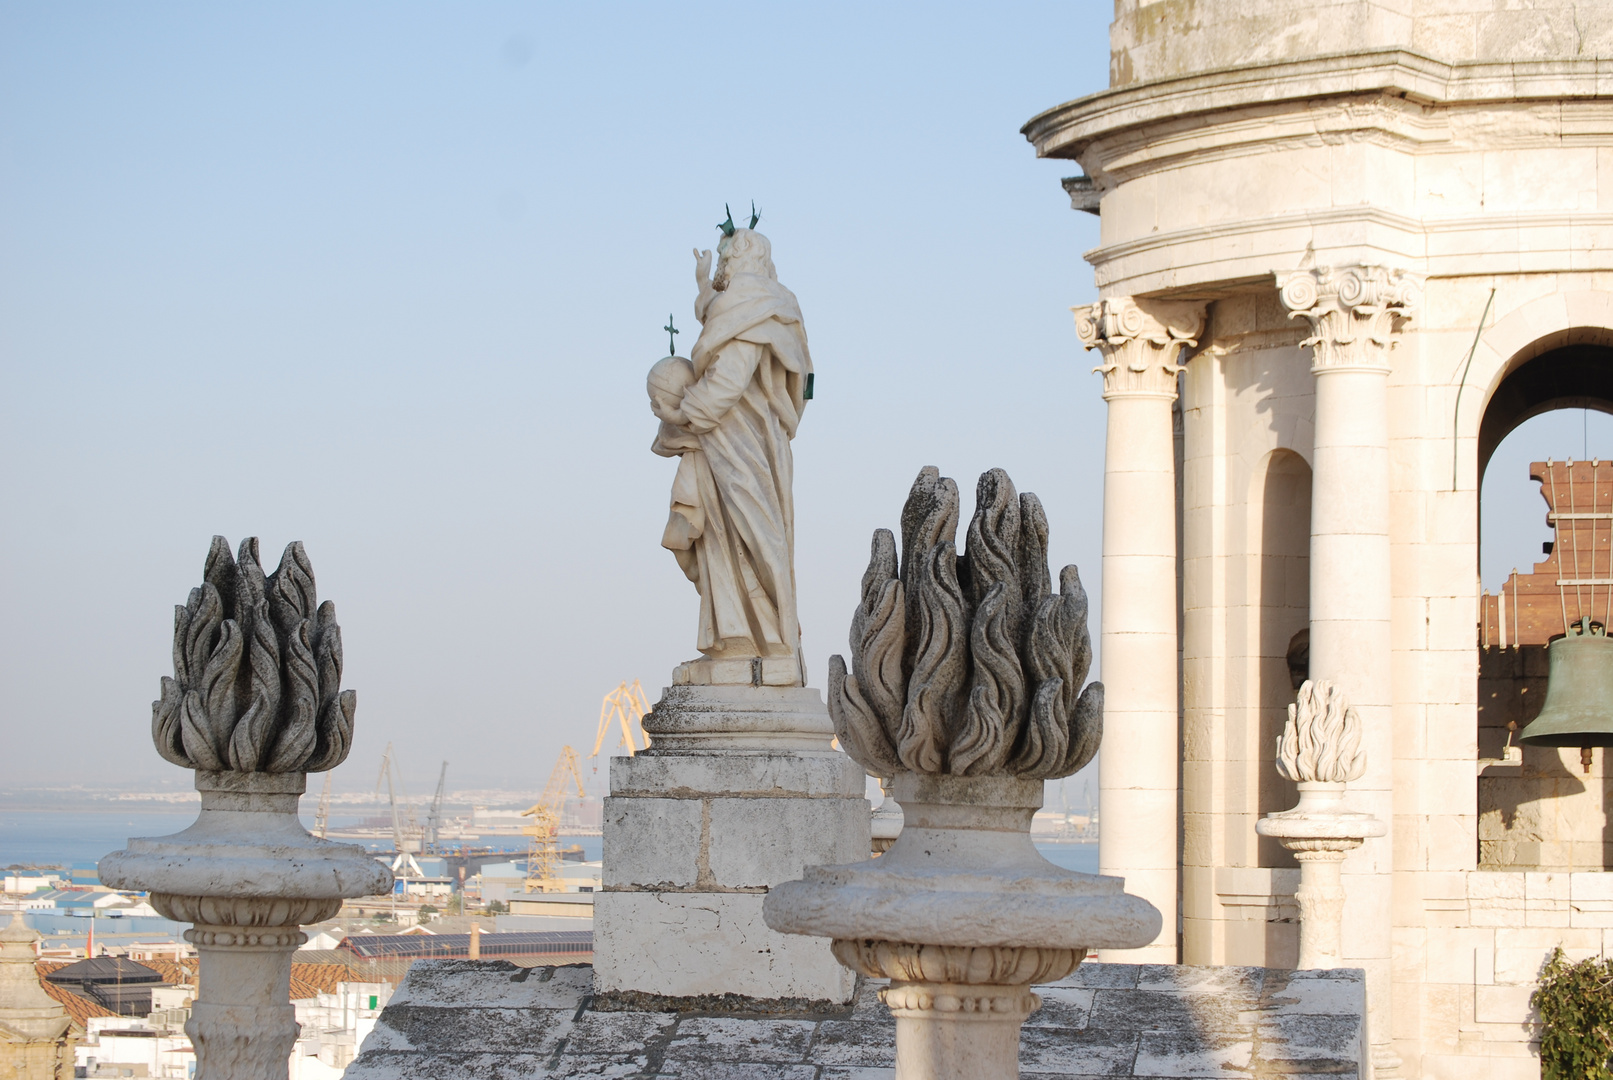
<box><xmin>347</xmin><ymin>959</ymin><xmax>1366</xmax><ymax>1079</ymax></box>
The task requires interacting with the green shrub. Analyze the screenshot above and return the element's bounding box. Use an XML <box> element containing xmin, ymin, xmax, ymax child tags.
<box><xmin>1533</xmin><ymin>947</ymin><xmax>1613</xmax><ymax>1080</ymax></box>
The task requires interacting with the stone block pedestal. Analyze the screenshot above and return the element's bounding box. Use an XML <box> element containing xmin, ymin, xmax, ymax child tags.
<box><xmin>593</xmin><ymin>683</ymin><xmax>868</xmax><ymax>1006</ymax></box>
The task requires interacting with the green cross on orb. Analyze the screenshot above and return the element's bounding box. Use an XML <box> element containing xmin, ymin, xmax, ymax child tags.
<box><xmin>664</xmin><ymin>314</ymin><xmax>679</xmax><ymax>357</ymax></box>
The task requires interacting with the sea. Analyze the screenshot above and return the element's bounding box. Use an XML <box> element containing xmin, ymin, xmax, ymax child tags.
<box><xmin>0</xmin><ymin>809</ymin><xmax>1098</xmax><ymax>875</ymax></box>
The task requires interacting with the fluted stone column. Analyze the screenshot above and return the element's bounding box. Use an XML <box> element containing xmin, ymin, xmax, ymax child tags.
<box><xmin>1075</xmin><ymin>297</ymin><xmax>1205</xmax><ymax>962</ymax></box>
<box><xmin>1278</xmin><ymin>267</ymin><xmax>1417</xmax><ymax>1077</ymax></box>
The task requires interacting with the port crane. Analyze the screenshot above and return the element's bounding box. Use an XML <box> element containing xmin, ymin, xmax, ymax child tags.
<box><xmin>591</xmin><ymin>680</ymin><xmax>650</xmax><ymax>770</ymax></box>
<box><xmin>523</xmin><ymin>746</ymin><xmax>586</xmax><ymax>893</ymax></box>
<box><xmin>424</xmin><ymin>761</ymin><xmax>449</xmax><ymax>853</ymax></box>
<box><xmin>314</xmin><ymin>772</ymin><xmax>332</xmax><ymax>839</ymax></box>
<box><xmin>374</xmin><ymin>742</ymin><xmax>423</xmax><ymax>854</ymax></box>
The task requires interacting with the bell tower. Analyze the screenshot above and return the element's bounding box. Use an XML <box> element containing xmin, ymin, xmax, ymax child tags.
<box><xmin>1025</xmin><ymin>0</ymin><xmax>1613</xmax><ymax>1074</ymax></box>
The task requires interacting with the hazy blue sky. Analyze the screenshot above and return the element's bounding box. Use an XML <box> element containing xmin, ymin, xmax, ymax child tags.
<box><xmin>1</xmin><ymin>3</ymin><xmax>1601</xmax><ymax>800</ymax></box>
<box><xmin>0</xmin><ymin>3</ymin><xmax>1115</xmax><ymax>793</ymax></box>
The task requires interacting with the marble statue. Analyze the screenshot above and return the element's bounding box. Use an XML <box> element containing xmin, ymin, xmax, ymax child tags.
<box><xmin>1276</xmin><ymin>678</ymin><xmax>1367</xmax><ymax>784</ymax></box>
<box><xmin>648</xmin><ymin>225</ymin><xmax>812</xmax><ymax>673</ymax></box>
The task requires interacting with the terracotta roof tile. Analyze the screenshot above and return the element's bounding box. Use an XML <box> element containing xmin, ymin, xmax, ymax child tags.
<box><xmin>289</xmin><ymin>963</ymin><xmax>347</xmax><ymax>997</ymax></box>
<box><xmin>36</xmin><ymin>979</ymin><xmax>116</xmax><ymax>1026</ymax></box>
<box><xmin>36</xmin><ymin>957</ymin><xmax>347</xmax><ymax>1007</ymax></box>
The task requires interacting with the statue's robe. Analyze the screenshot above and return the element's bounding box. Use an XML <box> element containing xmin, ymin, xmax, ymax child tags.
<box><xmin>667</xmin><ymin>268</ymin><xmax>811</xmax><ymax>659</ymax></box>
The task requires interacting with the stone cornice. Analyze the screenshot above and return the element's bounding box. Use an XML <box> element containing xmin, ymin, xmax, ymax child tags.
<box><xmin>1277</xmin><ymin>266</ymin><xmax>1421</xmax><ymax>375</ymax></box>
<box><xmin>1075</xmin><ymin>297</ymin><xmax>1206</xmax><ymax>399</ymax></box>
<box><xmin>1023</xmin><ymin>50</ymin><xmax>1613</xmax><ymax>162</ymax></box>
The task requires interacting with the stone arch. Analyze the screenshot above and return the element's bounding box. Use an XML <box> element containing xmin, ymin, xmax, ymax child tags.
<box><xmin>1479</xmin><ymin>346</ymin><xmax>1613</xmax><ymax>483</ymax></box>
<box><xmin>1467</xmin><ymin>292</ymin><xmax>1613</xmax><ymax>486</ymax></box>
<box><xmin>1469</xmin><ymin>300</ymin><xmax>1613</xmax><ymax>871</ymax></box>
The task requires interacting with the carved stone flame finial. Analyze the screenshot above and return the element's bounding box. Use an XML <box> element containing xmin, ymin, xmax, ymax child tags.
<box><xmin>151</xmin><ymin>536</ymin><xmax>355</xmax><ymax>775</ymax></box>
<box><xmin>828</xmin><ymin>467</ymin><xmax>1102</xmax><ymax>780</ymax></box>
<box><xmin>1276</xmin><ymin>678</ymin><xmax>1366</xmax><ymax>784</ymax></box>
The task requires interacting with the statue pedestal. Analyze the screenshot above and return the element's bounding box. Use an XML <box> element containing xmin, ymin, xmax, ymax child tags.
<box><xmin>593</xmin><ymin>683</ymin><xmax>869</xmax><ymax>1006</ymax></box>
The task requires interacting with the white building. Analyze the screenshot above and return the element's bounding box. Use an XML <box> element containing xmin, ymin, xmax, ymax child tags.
<box><xmin>73</xmin><ymin>981</ymin><xmax>392</xmax><ymax>1079</ymax></box>
<box><xmin>1022</xmin><ymin>3</ymin><xmax>1613</xmax><ymax>1076</ymax></box>
<box><xmin>76</xmin><ymin>1014</ymin><xmax>195</xmax><ymax>1079</ymax></box>
<box><xmin>290</xmin><ymin>982</ymin><xmax>393</xmax><ymax>1078</ymax></box>
<box><xmin>1</xmin><ymin>870</ymin><xmax>61</xmax><ymax>894</ymax></box>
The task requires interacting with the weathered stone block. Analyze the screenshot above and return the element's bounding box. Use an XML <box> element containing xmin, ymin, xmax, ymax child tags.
<box><xmin>611</xmin><ymin>750</ymin><xmax>864</xmax><ymax>799</ymax></box>
<box><xmin>1425</xmin><ymin>927</ymin><xmax>1493</xmax><ymax>985</ymax></box>
<box><xmin>592</xmin><ymin>892</ymin><xmax>855</xmax><ymax>1003</ymax></box>
<box><xmin>1474</xmin><ymin>984</ymin><xmax>1535</xmax><ymax>1025</ymax></box>
<box><xmin>601</xmin><ymin>796</ymin><xmax>703</xmax><ymax>889</ymax></box>
<box><xmin>707</xmin><ymin>796</ymin><xmax>866</xmax><ymax>889</ymax></box>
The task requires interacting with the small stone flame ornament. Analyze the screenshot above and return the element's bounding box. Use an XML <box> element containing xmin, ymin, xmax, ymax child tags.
<box><xmin>829</xmin><ymin>466</ymin><xmax>1101</xmax><ymax>779</ymax></box>
<box><xmin>1276</xmin><ymin>678</ymin><xmax>1366</xmax><ymax>784</ymax></box>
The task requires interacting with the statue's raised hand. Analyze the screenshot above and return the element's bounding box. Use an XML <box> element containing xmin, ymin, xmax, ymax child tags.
<box><xmin>693</xmin><ymin>247</ymin><xmax>713</xmax><ymax>285</ymax></box>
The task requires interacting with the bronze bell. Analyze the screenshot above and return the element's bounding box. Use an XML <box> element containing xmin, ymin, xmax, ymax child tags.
<box><xmin>1517</xmin><ymin>623</ymin><xmax>1613</xmax><ymax>752</ymax></box>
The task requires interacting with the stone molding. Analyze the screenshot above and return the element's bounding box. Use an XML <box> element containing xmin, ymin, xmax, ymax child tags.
<box><xmin>880</xmin><ymin>982</ymin><xmax>1040</xmax><ymax>1019</ymax></box>
<box><xmin>830</xmin><ymin>939</ymin><xmax>1083</xmax><ymax>986</ymax></box>
<box><xmin>148</xmin><ymin>893</ymin><xmax>341</xmax><ymax>928</ymax></box>
<box><xmin>1277</xmin><ymin>266</ymin><xmax>1420</xmax><ymax>374</ymax></box>
<box><xmin>1023</xmin><ymin>49</ymin><xmax>1613</xmax><ymax>161</ymax></box>
<box><xmin>1075</xmin><ymin>297</ymin><xmax>1206</xmax><ymax>400</ymax></box>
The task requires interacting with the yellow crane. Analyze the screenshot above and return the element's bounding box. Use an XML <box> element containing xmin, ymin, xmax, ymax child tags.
<box><xmin>522</xmin><ymin>746</ymin><xmax>586</xmax><ymax>893</ymax></box>
<box><xmin>591</xmin><ymin>680</ymin><xmax>650</xmax><ymax>764</ymax></box>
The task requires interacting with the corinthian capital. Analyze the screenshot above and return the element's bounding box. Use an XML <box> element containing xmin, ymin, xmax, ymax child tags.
<box><xmin>1074</xmin><ymin>297</ymin><xmax>1206</xmax><ymax>400</ymax></box>
<box><xmin>1276</xmin><ymin>266</ymin><xmax>1421</xmax><ymax>374</ymax></box>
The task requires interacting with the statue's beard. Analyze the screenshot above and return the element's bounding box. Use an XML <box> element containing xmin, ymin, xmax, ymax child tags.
<box><xmin>713</xmin><ymin>268</ymin><xmax>730</xmax><ymax>291</ymax></box>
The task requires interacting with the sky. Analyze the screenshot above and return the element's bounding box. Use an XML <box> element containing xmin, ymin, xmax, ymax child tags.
<box><xmin>1482</xmin><ymin>410</ymin><xmax>1613</xmax><ymax>593</ymax></box>
<box><xmin>0</xmin><ymin>3</ymin><xmax>1595</xmax><ymax>802</ymax></box>
<box><xmin>0</xmin><ymin>3</ymin><xmax>1116</xmax><ymax>794</ymax></box>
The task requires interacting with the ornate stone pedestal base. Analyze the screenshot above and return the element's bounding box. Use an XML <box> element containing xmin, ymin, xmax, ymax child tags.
<box><xmin>1256</xmin><ymin>781</ymin><xmax>1384</xmax><ymax>971</ymax></box>
<box><xmin>101</xmin><ymin>772</ymin><xmax>390</xmax><ymax>1080</ymax></box>
<box><xmin>870</xmin><ymin>778</ymin><xmax>903</xmax><ymax>855</ymax></box>
<box><xmin>831</xmin><ymin>940</ymin><xmax>1081</xmax><ymax>1080</ymax></box>
<box><xmin>154</xmin><ymin>894</ymin><xmax>339</xmax><ymax>1079</ymax></box>
<box><xmin>766</xmin><ymin>775</ymin><xmax>1159</xmax><ymax>1077</ymax></box>
<box><xmin>593</xmin><ymin>683</ymin><xmax>869</xmax><ymax>1006</ymax></box>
